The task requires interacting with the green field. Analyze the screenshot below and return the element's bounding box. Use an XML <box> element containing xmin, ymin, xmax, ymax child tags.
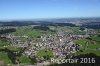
<box><xmin>36</xmin><ymin>49</ymin><xmax>53</xmax><ymax>59</ymax></box>
<box><xmin>75</xmin><ymin>35</ymin><xmax>100</xmax><ymax>56</ymax></box>
<box><xmin>0</xmin><ymin>52</ymin><xmax>12</xmax><ymax>64</ymax></box>
<box><xmin>0</xmin><ymin>39</ymin><xmax>10</xmax><ymax>47</ymax></box>
<box><xmin>49</xmin><ymin>26</ymin><xmax>86</xmax><ymax>35</ymax></box>
<box><xmin>12</xmin><ymin>27</ymin><xmax>43</xmax><ymax>37</ymax></box>
<box><xmin>77</xmin><ymin>49</ymin><xmax>100</xmax><ymax>56</ymax></box>
<box><xmin>75</xmin><ymin>39</ymin><xmax>87</xmax><ymax>46</ymax></box>
<box><xmin>12</xmin><ymin>27</ymin><xmax>54</xmax><ymax>38</ymax></box>
<box><xmin>90</xmin><ymin>35</ymin><xmax>100</xmax><ymax>41</ymax></box>
<box><xmin>19</xmin><ymin>56</ymin><xmax>31</xmax><ymax>64</ymax></box>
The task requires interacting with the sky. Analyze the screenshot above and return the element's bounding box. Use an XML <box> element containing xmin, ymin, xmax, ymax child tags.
<box><xmin>0</xmin><ymin>0</ymin><xmax>100</xmax><ymax>20</ymax></box>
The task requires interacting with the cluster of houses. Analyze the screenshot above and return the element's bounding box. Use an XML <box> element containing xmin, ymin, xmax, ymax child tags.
<box><xmin>22</xmin><ymin>28</ymin><xmax>97</xmax><ymax>62</ymax></box>
<box><xmin>0</xmin><ymin>27</ymin><xmax>98</xmax><ymax>64</ymax></box>
<box><xmin>22</xmin><ymin>29</ymin><xmax>82</xmax><ymax>60</ymax></box>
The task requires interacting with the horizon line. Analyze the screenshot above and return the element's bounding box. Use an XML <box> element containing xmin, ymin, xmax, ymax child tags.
<box><xmin>0</xmin><ymin>16</ymin><xmax>100</xmax><ymax>21</ymax></box>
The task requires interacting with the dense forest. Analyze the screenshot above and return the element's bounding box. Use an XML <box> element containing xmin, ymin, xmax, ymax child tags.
<box><xmin>33</xmin><ymin>26</ymin><xmax>50</xmax><ymax>31</ymax></box>
<box><xmin>0</xmin><ymin>28</ymin><xmax>16</xmax><ymax>34</ymax></box>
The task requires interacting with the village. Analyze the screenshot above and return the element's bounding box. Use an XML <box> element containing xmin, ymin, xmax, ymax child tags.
<box><xmin>0</xmin><ymin>25</ymin><xmax>99</xmax><ymax>66</ymax></box>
